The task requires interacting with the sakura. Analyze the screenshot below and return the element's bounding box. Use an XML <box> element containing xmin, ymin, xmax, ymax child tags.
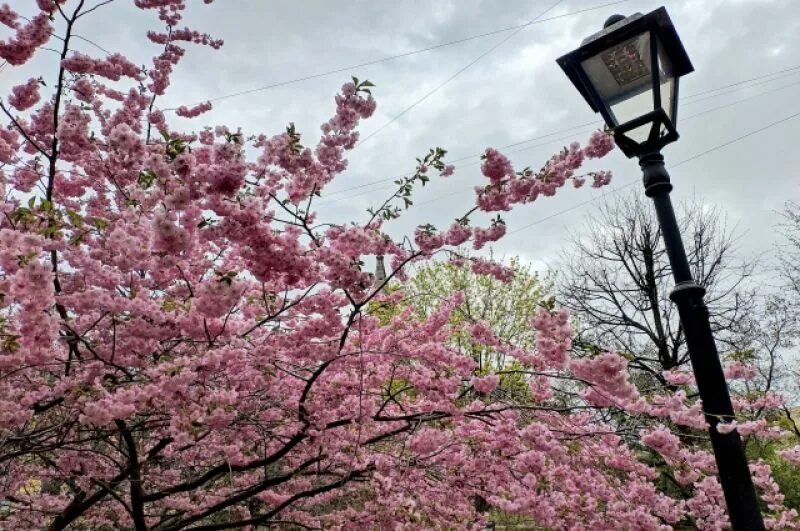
<box><xmin>0</xmin><ymin>1</ymin><xmax>796</xmax><ymax>530</ymax></box>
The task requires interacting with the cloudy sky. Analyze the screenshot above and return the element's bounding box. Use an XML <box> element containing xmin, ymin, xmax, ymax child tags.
<box><xmin>6</xmin><ymin>0</ymin><xmax>800</xmax><ymax>279</ymax></box>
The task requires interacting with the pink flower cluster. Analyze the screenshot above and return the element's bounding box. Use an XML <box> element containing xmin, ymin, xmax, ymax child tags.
<box><xmin>779</xmin><ymin>446</ymin><xmax>800</xmax><ymax>465</ymax></box>
<box><xmin>194</xmin><ymin>278</ymin><xmax>241</xmax><ymax>318</ymax></box>
<box><xmin>474</xmin><ymin>131</ymin><xmax>614</xmax><ymax>212</ymax></box>
<box><xmin>175</xmin><ymin>100</ymin><xmax>213</xmax><ymax>118</ymax></box>
<box><xmin>472</xmin><ymin>374</ymin><xmax>500</xmax><ymax>394</ymax></box>
<box><xmin>662</xmin><ymin>369</ymin><xmax>694</xmax><ymax>386</ymax></box>
<box><xmin>0</xmin><ymin>4</ymin><xmax>18</xmax><ymax>28</ymax></box>
<box><xmin>591</xmin><ymin>170</ymin><xmax>612</xmax><ymax>188</ymax></box>
<box><xmin>62</xmin><ymin>52</ymin><xmax>143</xmax><ymax>81</ymax></box>
<box><xmin>723</xmin><ymin>361</ymin><xmax>758</xmax><ymax>380</ymax></box>
<box><xmin>444</xmin><ymin>221</ymin><xmax>471</xmax><ymax>246</ymax></box>
<box><xmin>716</xmin><ymin>419</ymin><xmax>768</xmax><ymax>436</ymax></box>
<box><xmin>0</xmin><ymin>12</ymin><xmax>51</xmax><ymax>66</ymax></box>
<box><xmin>532</xmin><ymin>308</ymin><xmax>571</xmax><ymax>370</ymax></box>
<box><xmin>0</xmin><ymin>128</ymin><xmax>19</xmax><ymax>163</ymax></box>
<box><xmin>571</xmin><ymin>352</ymin><xmax>639</xmax><ymax>405</ymax></box>
<box><xmin>147</xmin><ymin>27</ymin><xmax>223</xmax><ymax>49</ymax></box>
<box><xmin>470</xmin><ymin>321</ymin><xmax>501</xmax><ymax>347</ymax></box>
<box><xmin>470</xmin><ymin>258</ymin><xmax>514</xmax><ymax>283</ymax></box>
<box><xmin>480</xmin><ymin>148</ymin><xmax>514</xmax><ymax>185</ymax></box>
<box><xmin>71</xmin><ymin>77</ymin><xmax>95</xmax><ymax>102</ymax></box>
<box><xmin>642</xmin><ymin>426</ymin><xmax>683</xmax><ymax>462</ymax></box>
<box><xmin>472</xmin><ymin>221</ymin><xmax>506</xmax><ymax>250</ymax></box>
<box><xmin>8</xmin><ymin>78</ymin><xmax>40</xmax><ymax>110</ymax></box>
<box><xmin>584</xmin><ymin>130</ymin><xmax>615</xmax><ymax>158</ymax></box>
<box><xmin>413</xmin><ymin>227</ymin><xmax>444</xmax><ymax>254</ymax></box>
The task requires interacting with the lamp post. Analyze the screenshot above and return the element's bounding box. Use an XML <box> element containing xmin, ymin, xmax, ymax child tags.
<box><xmin>556</xmin><ymin>7</ymin><xmax>765</xmax><ymax>530</ymax></box>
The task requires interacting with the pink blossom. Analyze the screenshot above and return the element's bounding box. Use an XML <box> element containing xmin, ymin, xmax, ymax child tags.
<box><xmin>444</xmin><ymin>222</ymin><xmax>471</xmax><ymax>246</ymax></box>
<box><xmin>779</xmin><ymin>446</ymin><xmax>800</xmax><ymax>465</ymax></box>
<box><xmin>472</xmin><ymin>374</ymin><xmax>500</xmax><ymax>394</ymax></box>
<box><xmin>0</xmin><ymin>12</ymin><xmax>51</xmax><ymax>65</ymax></box>
<box><xmin>571</xmin><ymin>352</ymin><xmax>638</xmax><ymax>403</ymax></box>
<box><xmin>472</xmin><ymin>221</ymin><xmax>506</xmax><ymax>250</ymax></box>
<box><xmin>0</xmin><ymin>4</ymin><xmax>19</xmax><ymax>29</ymax></box>
<box><xmin>470</xmin><ymin>258</ymin><xmax>514</xmax><ymax>283</ymax></box>
<box><xmin>642</xmin><ymin>426</ymin><xmax>683</xmax><ymax>462</ymax></box>
<box><xmin>0</xmin><ymin>128</ymin><xmax>20</xmax><ymax>163</ymax></box>
<box><xmin>591</xmin><ymin>170</ymin><xmax>612</xmax><ymax>188</ymax></box>
<box><xmin>8</xmin><ymin>78</ymin><xmax>40</xmax><ymax>110</ymax></box>
<box><xmin>723</xmin><ymin>361</ymin><xmax>757</xmax><ymax>380</ymax></box>
<box><xmin>175</xmin><ymin>101</ymin><xmax>212</xmax><ymax>118</ymax></box>
<box><xmin>62</xmin><ymin>52</ymin><xmax>143</xmax><ymax>81</ymax></box>
<box><xmin>716</xmin><ymin>421</ymin><xmax>737</xmax><ymax>434</ymax></box>
<box><xmin>414</xmin><ymin>227</ymin><xmax>444</xmax><ymax>254</ymax></box>
<box><xmin>584</xmin><ymin>130</ymin><xmax>615</xmax><ymax>158</ymax></box>
<box><xmin>71</xmin><ymin>78</ymin><xmax>95</xmax><ymax>102</ymax></box>
<box><xmin>663</xmin><ymin>369</ymin><xmax>694</xmax><ymax>386</ymax></box>
<box><xmin>194</xmin><ymin>278</ymin><xmax>241</xmax><ymax>318</ymax></box>
<box><xmin>480</xmin><ymin>148</ymin><xmax>514</xmax><ymax>185</ymax></box>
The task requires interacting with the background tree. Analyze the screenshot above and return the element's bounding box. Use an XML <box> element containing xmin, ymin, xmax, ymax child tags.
<box><xmin>558</xmin><ymin>191</ymin><xmax>800</xmax><ymax>515</ymax></box>
<box><xmin>778</xmin><ymin>201</ymin><xmax>800</xmax><ymax>303</ymax></box>
<box><xmin>558</xmin><ymin>191</ymin><xmax>756</xmax><ymax>386</ymax></box>
<box><xmin>406</xmin><ymin>254</ymin><xmax>551</xmax><ymax>368</ymax></box>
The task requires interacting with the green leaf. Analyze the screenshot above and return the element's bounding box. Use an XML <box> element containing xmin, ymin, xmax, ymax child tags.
<box><xmin>91</xmin><ymin>218</ymin><xmax>108</xmax><ymax>230</ymax></box>
<box><xmin>66</xmin><ymin>210</ymin><xmax>83</xmax><ymax>228</ymax></box>
<box><xmin>138</xmin><ymin>170</ymin><xmax>157</xmax><ymax>189</ymax></box>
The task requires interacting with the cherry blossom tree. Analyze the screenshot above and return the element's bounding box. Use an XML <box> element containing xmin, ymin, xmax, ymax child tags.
<box><xmin>0</xmin><ymin>1</ymin><xmax>798</xmax><ymax>529</ymax></box>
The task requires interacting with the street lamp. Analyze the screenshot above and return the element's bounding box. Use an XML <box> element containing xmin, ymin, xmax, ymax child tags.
<box><xmin>557</xmin><ymin>7</ymin><xmax>765</xmax><ymax>531</ymax></box>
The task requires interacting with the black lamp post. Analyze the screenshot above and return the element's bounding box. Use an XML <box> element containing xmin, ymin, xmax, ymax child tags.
<box><xmin>556</xmin><ymin>7</ymin><xmax>765</xmax><ymax>530</ymax></box>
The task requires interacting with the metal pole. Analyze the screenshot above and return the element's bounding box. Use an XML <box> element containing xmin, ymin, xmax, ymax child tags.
<box><xmin>639</xmin><ymin>151</ymin><xmax>765</xmax><ymax>530</ymax></box>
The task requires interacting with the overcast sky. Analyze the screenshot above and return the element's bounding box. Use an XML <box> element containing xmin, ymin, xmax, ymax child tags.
<box><xmin>6</xmin><ymin>0</ymin><xmax>800</xmax><ymax>281</ymax></box>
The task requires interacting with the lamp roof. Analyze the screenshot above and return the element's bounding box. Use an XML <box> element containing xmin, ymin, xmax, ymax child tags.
<box><xmin>556</xmin><ymin>6</ymin><xmax>694</xmax><ymax>113</ymax></box>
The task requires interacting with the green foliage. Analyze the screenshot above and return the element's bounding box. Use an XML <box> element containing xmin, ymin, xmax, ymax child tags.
<box><xmin>408</xmin><ymin>254</ymin><xmax>550</xmax><ymax>359</ymax></box>
<box><xmin>367</xmin><ymin>146</ymin><xmax>447</xmax><ymax>221</ymax></box>
<box><xmin>365</xmin><ymin>283</ymin><xmax>404</xmax><ymax>326</ymax></box>
<box><xmin>161</xmin><ymin>130</ymin><xmax>188</xmax><ymax>161</ymax></box>
<box><xmin>364</xmin><ymin>255</ymin><xmax>551</xmax><ymax>406</ymax></box>
<box><xmin>745</xmin><ymin>435</ymin><xmax>800</xmax><ymax>511</ymax></box>
<box><xmin>770</xmin><ymin>455</ymin><xmax>800</xmax><ymax>510</ymax></box>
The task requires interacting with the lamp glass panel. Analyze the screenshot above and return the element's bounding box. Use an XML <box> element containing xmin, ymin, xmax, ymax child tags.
<box><xmin>657</xmin><ymin>38</ymin><xmax>676</xmax><ymax>124</ymax></box>
<box><xmin>625</xmin><ymin>122</ymin><xmax>654</xmax><ymax>143</ymax></box>
<box><xmin>580</xmin><ymin>31</ymin><xmax>654</xmax><ymax>126</ymax></box>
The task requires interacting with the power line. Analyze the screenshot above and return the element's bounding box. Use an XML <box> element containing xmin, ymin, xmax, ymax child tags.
<box><xmin>682</xmin><ymin>64</ymin><xmax>800</xmax><ymax>99</ymax></box>
<box><xmin>412</xmin><ymin>78</ymin><xmax>800</xmax><ymax>210</ymax></box>
<box><xmin>504</xmin><ymin>108</ymin><xmax>800</xmax><ymax>237</ymax></box>
<box><xmin>681</xmin><ymin>68</ymin><xmax>800</xmax><ymax>108</ymax></box>
<box><xmin>319</xmin><ymin>69</ymin><xmax>800</xmax><ymax>201</ymax></box>
<box><xmin>355</xmin><ymin>0</ymin><xmax>565</xmax><ymax>147</ymax></box>
<box><xmin>164</xmin><ymin>0</ymin><xmax>630</xmax><ymax>111</ymax></box>
<box><xmin>319</xmin><ymin>120</ymin><xmax>600</xmax><ymax>200</ymax></box>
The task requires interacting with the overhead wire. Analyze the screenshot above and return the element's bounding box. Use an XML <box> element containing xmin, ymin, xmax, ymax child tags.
<box><xmin>318</xmin><ymin>67</ymin><xmax>800</xmax><ymax>201</ymax></box>
<box><xmin>503</xmin><ymin>108</ymin><xmax>800</xmax><ymax>238</ymax></box>
<box><xmin>414</xmin><ymin>76</ymin><xmax>800</xmax><ymax>208</ymax></box>
<box><xmin>163</xmin><ymin>0</ymin><xmax>631</xmax><ymax>111</ymax></box>
<box><xmin>355</xmin><ymin>0</ymin><xmax>566</xmax><ymax>147</ymax></box>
